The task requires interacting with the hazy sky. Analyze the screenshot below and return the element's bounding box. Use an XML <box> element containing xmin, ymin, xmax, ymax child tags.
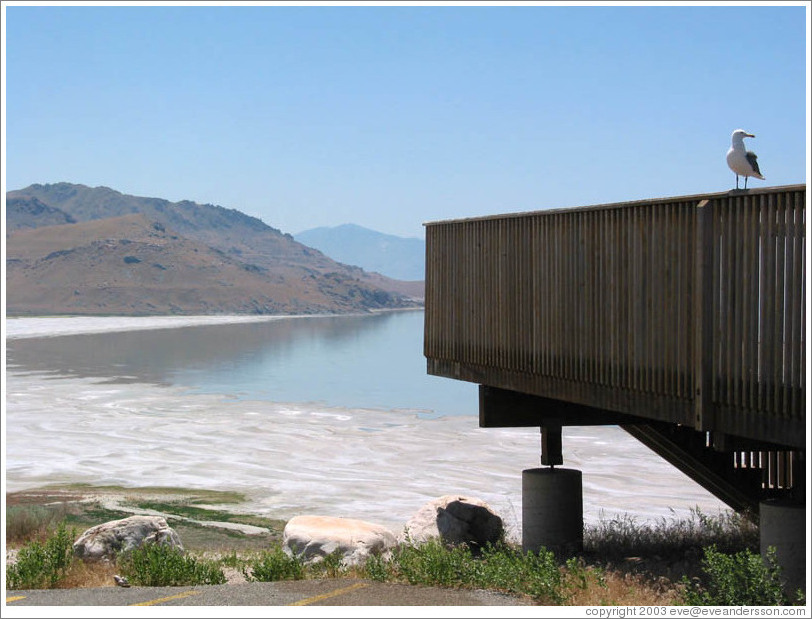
<box><xmin>3</xmin><ymin>2</ymin><xmax>809</xmax><ymax>239</ymax></box>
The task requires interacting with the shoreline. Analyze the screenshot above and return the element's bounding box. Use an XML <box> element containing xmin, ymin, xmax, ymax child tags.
<box><xmin>3</xmin><ymin>309</ymin><xmax>416</xmax><ymax>341</ymax></box>
<box><xmin>5</xmin><ymin>312</ymin><xmax>733</xmax><ymax>539</ymax></box>
<box><xmin>5</xmin><ymin>365</ymin><xmax>732</xmax><ymax>537</ymax></box>
<box><xmin>3</xmin><ymin>307</ymin><xmax>425</xmax><ymax>341</ymax></box>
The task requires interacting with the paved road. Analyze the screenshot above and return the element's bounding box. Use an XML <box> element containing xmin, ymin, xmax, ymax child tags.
<box><xmin>6</xmin><ymin>578</ymin><xmax>532</xmax><ymax>607</ymax></box>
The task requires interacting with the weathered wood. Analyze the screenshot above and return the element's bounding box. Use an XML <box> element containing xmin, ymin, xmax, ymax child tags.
<box><xmin>425</xmin><ymin>185</ymin><xmax>806</xmax><ymax>449</ymax></box>
<box><xmin>694</xmin><ymin>200</ymin><xmax>714</xmax><ymax>432</ymax></box>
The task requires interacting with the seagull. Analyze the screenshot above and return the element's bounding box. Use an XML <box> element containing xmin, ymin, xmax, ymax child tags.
<box><xmin>726</xmin><ymin>129</ymin><xmax>765</xmax><ymax>190</ymax></box>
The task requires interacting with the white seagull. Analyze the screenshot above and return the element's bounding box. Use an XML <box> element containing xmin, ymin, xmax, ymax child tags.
<box><xmin>726</xmin><ymin>129</ymin><xmax>765</xmax><ymax>190</ymax></box>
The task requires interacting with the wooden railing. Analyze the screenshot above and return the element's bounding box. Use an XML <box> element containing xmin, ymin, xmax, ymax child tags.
<box><xmin>424</xmin><ymin>185</ymin><xmax>806</xmax><ymax>449</ymax></box>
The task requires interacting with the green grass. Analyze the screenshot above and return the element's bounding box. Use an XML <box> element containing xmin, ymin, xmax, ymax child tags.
<box><xmin>125</xmin><ymin>499</ymin><xmax>285</xmax><ymax>530</ymax></box>
<box><xmin>360</xmin><ymin>539</ymin><xmax>587</xmax><ymax>604</ymax></box>
<box><xmin>61</xmin><ymin>505</ymin><xmax>136</xmax><ymax>530</ymax></box>
<box><xmin>6</xmin><ymin>493</ymin><xmax>795</xmax><ymax>605</ymax></box>
<box><xmin>242</xmin><ymin>547</ymin><xmax>306</xmax><ymax>582</ymax></box>
<box><xmin>47</xmin><ymin>483</ymin><xmax>248</xmax><ymax>505</ymax></box>
<box><xmin>239</xmin><ymin>539</ymin><xmax>600</xmax><ymax>604</ymax></box>
<box><xmin>118</xmin><ymin>543</ymin><xmax>226</xmax><ymax>587</ymax></box>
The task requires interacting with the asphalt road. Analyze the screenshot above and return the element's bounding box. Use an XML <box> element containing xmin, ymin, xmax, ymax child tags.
<box><xmin>6</xmin><ymin>578</ymin><xmax>532</xmax><ymax>607</ymax></box>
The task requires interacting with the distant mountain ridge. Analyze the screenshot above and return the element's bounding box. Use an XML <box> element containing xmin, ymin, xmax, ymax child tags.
<box><xmin>6</xmin><ymin>195</ymin><xmax>77</xmax><ymax>230</ymax></box>
<box><xmin>5</xmin><ymin>183</ymin><xmax>423</xmax><ymax>316</ymax></box>
<box><xmin>295</xmin><ymin>224</ymin><xmax>425</xmax><ymax>282</ymax></box>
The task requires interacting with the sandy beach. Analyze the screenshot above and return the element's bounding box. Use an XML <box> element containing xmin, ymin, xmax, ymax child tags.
<box><xmin>4</xmin><ymin>315</ymin><xmax>731</xmax><ymax>539</ymax></box>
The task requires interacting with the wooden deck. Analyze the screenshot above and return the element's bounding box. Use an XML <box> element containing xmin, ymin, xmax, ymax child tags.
<box><xmin>424</xmin><ymin>185</ymin><xmax>806</xmax><ymax>511</ymax></box>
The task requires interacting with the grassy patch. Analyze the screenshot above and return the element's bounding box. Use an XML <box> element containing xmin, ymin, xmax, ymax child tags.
<box><xmin>61</xmin><ymin>504</ymin><xmax>135</xmax><ymax>530</ymax></box>
<box><xmin>6</xmin><ymin>504</ymin><xmax>69</xmax><ymax>544</ymax></box>
<box><xmin>125</xmin><ymin>499</ymin><xmax>284</xmax><ymax>530</ymax></box>
<box><xmin>44</xmin><ymin>483</ymin><xmax>248</xmax><ymax>505</ymax></box>
<box><xmin>584</xmin><ymin>507</ymin><xmax>758</xmax><ymax>562</ymax></box>
<box><xmin>242</xmin><ymin>547</ymin><xmax>306</xmax><ymax>582</ymax></box>
<box><xmin>118</xmin><ymin>543</ymin><xmax>226</xmax><ymax>587</ymax></box>
<box><xmin>379</xmin><ymin>539</ymin><xmax>573</xmax><ymax>603</ymax></box>
<box><xmin>7</xmin><ymin>490</ymin><xmax>786</xmax><ymax>605</ymax></box>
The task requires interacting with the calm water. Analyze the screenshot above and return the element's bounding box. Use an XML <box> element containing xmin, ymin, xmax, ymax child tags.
<box><xmin>6</xmin><ymin>310</ymin><xmax>478</xmax><ymax>418</ymax></box>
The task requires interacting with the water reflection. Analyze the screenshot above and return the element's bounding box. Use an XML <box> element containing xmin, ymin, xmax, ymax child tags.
<box><xmin>6</xmin><ymin>311</ymin><xmax>478</xmax><ymax>416</ymax></box>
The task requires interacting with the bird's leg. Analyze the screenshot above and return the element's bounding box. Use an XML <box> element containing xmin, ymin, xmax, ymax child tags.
<box><xmin>735</xmin><ymin>175</ymin><xmax>740</xmax><ymax>190</ymax></box>
<box><xmin>744</xmin><ymin>176</ymin><xmax>748</xmax><ymax>190</ymax></box>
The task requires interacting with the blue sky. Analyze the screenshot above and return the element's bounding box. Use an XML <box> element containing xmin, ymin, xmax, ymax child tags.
<box><xmin>2</xmin><ymin>3</ymin><xmax>809</xmax><ymax>239</ymax></box>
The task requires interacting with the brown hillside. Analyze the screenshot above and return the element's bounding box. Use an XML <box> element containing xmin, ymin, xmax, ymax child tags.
<box><xmin>6</xmin><ymin>215</ymin><xmax>413</xmax><ymax>316</ymax></box>
<box><xmin>8</xmin><ymin>183</ymin><xmax>423</xmax><ymax>300</ymax></box>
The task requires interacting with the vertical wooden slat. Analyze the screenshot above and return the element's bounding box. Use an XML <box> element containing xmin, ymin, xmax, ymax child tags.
<box><xmin>595</xmin><ymin>209</ymin><xmax>604</xmax><ymax>386</ymax></box>
<box><xmin>660</xmin><ymin>204</ymin><xmax>670</xmax><ymax>396</ymax></box>
<box><xmin>538</xmin><ymin>216</ymin><xmax>547</xmax><ymax>376</ymax></box>
<box><xmin>773</xmin><ymin>194</ymin><xmax>787</xmax><ymax>417</ymax></box>
<box><xmin>728</xmin><ymin>197</ymin><xmax>737</xmax><ymax>408</ymax></box>
<box><xmin>644</xmin><ymin>206</ymin><xmax>653</xmax><ymax>393</ymax></box>
<box><xmin>790</xmin><ymin>191</ymin><xmax>804</xmax><ymax>418</ymax></box>
<box><xmin>759</xmin><ymin>194</ymin><xmax>775</xmax><ymax>412</ymax></box>
<box><xmin>747</xmin><ymin>197</ymin><xmax>760</xmax><ymax>411</ymax></box>
<box><xmin>679</xmin><ymin>203</ymin><xmax>689</xmax><ymax>399</ymax></box>
<box><xmin>694</xmin><ymin>200</ymin><xmax>714</xmax><ymax>431</ymax></box>
<box><xmin>732</xmin><ymin>196</ymin><xmax>744</xmax><ymax>410</ymax></box>
<box><xmin>608</xmin><ymin>209</ymin><xmax>617</xmax><ymax>389</ymax></box>
<box><xmin>631</xmin><ymin>206</ymin><xmax>640</xmax><ymax>391</ymax></box>
<box><xmin>682</xmin><ymin>201</ymin><xmax>691</xmax><ymax>398</ymax></box>
<box><xmin>782</xmin><ymin>194</ymin><xmax>796</xmax><ymax>419</ymax></box>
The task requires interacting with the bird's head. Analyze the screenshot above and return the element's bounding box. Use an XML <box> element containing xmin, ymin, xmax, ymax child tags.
<box><xmin>732</xmin><ymin>129</ymin><xmax>755</xmax><ymax>140</ymax></box>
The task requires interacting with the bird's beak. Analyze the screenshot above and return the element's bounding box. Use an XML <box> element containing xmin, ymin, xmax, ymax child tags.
<box><xmin>746</xmin><ymin>133</ymin><xmax>755</xmax><ymax>138</ymax></box>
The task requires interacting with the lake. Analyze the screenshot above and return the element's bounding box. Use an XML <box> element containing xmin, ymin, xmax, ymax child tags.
<box><xmin>6</xmin><ymin>310</ymin><xmax>477</xmax><ymax>417</ymax></box>
<box><xmin>4</xmin><ymin>310</ymin><xmax>729</xmax><ymax>536</ymax></box>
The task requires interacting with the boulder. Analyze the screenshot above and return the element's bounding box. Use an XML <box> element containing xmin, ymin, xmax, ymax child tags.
<box><xmin>73</xmin><ymin>515</ymin><xmax>183</xmax><ymax>561</ymax></box>
<box><xmin>282</xmin><ymin>515</ymin><xmax>396</xmax><ymax>567</ymax></box>
<box><xmin>400</xmin><ymin>495</ymin><xmax>504</xmax><ymax>548</ymax></box>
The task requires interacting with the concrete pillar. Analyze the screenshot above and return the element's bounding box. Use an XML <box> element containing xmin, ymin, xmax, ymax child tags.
<box><xmin>759</xmin><ymin>500</ymin><xmax>806</xmax><ymax>599</ymax></box>
<box><xmin>522</xmin><ymin>467</ymin><xmax>583</xmax><ymax>555</ymax></box>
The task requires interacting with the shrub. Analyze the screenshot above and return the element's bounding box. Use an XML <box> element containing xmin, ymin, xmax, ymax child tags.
<box><xmin>6</xmin><ymin>504</ymin><xmax>68</xmax><ymax>544</ymax></box>
<box><xmin>681</xmin><ymin>545</ymin><xmax>787</xmax><ymax>606</ymax></box>
<box><xmin>6</xmin><ymin>522</ymin><xmax>76</xmax><ymax>590</ymax></box>
<box><xmin>309</xmin><ymin>549</ymin><xmax>347</xmax><ymax>579</ymax></box>
<box><xmin>585</xmin><ymin>508</ymin><xmax>758</xmax><ymax>560</ymax></box>
<box><xmin>118</xmin><ymin>543</ymin><xmax>226</xmax><ymax>587</ymax></box>
<box><xmin>362</xmin><ymin>552</ymin><xmax>390</xmax><ymax>582</ymax></box>
<box><xmin>242</xmin><ymin>546</ymin><xmax>304</xmax><ymax>582</ymax></box>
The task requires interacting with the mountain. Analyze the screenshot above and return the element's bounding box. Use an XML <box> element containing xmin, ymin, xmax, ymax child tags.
<box><xmin>5</xmin><ymin>183</ymin><xmax>423</xmax><ymax>316</ymax></box>
<box><xmin>295</xmin><ymin>224</ymin><xmax>425</xmax><ymax>282</ymax></box>
<box><xmin>5</xmin><ymin>195</ymin><xmax>77</xmax><ymax>232</ymax></box>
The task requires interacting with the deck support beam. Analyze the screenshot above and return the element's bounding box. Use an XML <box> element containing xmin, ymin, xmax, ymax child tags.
<box><xmin>540</xmin><ymin>422</ymin><xmax>563</xmax><ymax>467</ymax></box>
<box><xmin>479</xmin><ymin>385</ymin><xmax>644</xmax><ymax>428</ymax></box>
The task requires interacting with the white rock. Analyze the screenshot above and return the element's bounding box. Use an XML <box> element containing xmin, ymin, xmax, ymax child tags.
<box><xmin>400</xmin><ymin>495</ymin><xmax>504</xmax><ymax>547</ymax></box>
<box><xmin>73</xmin><ymin>515</ymin><xmax>183</xmax><ymax>561</ymax></box>
<box><xmin>282</xmin><ymin>515</ymin><xmax>396</xmax><ymax>567</ymax></box>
